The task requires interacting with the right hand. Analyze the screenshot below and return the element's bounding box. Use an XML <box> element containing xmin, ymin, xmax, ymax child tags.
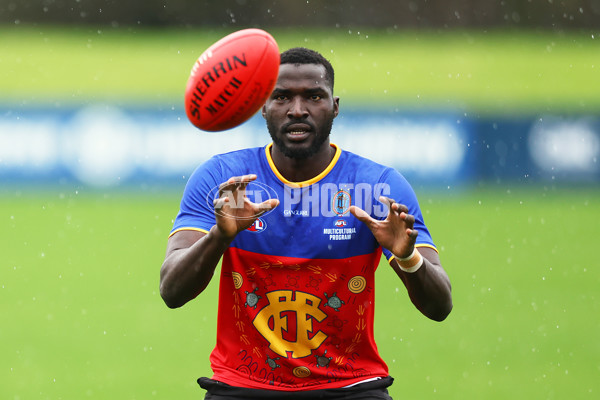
<box><xmin>350</xmin><ymin>196</ymin><xmax>418</xmax><ymax>260</ymax></box>
<box><xmin>213</xmin><ymin>174</ymin><xmax>279</xmax><ymax>241</ymax></box>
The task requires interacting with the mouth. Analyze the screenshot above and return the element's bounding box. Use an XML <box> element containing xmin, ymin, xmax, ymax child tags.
<box><xmin>285</xmin><ymin>123</ymin><xmax>312</xmax><ymax>141</ymax></box>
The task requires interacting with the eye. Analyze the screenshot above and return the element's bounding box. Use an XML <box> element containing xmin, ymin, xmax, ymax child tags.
<box><xmin>311</xmin><ymin>95</ymin><xmax>322</xmax><ymax>101</ymax></box>
<box><xmin>274</xmin><ymin>94</ymin><xmax>288</xmax><ymax>101</ymax></box>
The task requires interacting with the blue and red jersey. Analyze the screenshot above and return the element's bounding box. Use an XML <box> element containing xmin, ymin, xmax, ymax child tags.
<box><xmin>171</xmin><ymin>143</ymin><xmax>436</xmax><ymax>390</ymax></box>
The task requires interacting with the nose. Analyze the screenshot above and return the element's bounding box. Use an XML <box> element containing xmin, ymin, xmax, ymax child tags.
<box><xmin>287</xmin><ymin>97</ymin><xmax>308</xmax><ymax>119</ymax></box>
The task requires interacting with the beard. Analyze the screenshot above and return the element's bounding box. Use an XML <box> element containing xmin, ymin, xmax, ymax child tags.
<box><xmin>267</xmin><ymin>117</ymin><xmax>334</xmax><ymax>160</ymax></box>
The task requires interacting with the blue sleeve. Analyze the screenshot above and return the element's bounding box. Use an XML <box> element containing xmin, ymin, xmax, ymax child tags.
<box><xmin>376</xmin><ymin>168</ymin><xmax>436</xmax><ymax>260</ymax></box>
<box><xmin>170</xmin><ymin>157</ymin><xmax>224</xmax><ymax>236</ymax></box>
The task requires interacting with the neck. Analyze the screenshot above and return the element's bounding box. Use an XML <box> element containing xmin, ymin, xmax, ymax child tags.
<box><xmin>270</xmin><ymin>142</ymin><xmax>336</xmax><ymax>183</ymax></box>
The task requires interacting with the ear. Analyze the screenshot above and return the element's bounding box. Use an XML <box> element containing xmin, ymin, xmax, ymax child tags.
<box><xmin>333</xmin><ymin>97</ymin><xmax>340</xmax><ymax>118</ymax></box>
<box><xmin>261</xmin><ymin>104</ymin><xmax>267</xmax><ymax>119</ymax></box>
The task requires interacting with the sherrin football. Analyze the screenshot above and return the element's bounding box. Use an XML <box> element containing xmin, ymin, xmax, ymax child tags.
<box><xmin>184</xmin><ymin>29</ymin><xmax>280</xmax><ymax>132</ymax></box>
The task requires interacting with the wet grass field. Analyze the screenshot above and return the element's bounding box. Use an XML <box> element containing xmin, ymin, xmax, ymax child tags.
<box><xmin>2</xmin><ymin>186</ymin><xmax>598</xmax><ymax>399</ymax></box>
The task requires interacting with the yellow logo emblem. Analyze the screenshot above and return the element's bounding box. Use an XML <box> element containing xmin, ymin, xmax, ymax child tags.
<box><xmin>253</xmin><ymin>290</ymin><xmax>327</xmax><ymax>359</ymax></box>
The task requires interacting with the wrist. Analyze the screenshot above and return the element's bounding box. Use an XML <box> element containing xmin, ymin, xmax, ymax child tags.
<box><xmin>394</xmin><ymin>248</ymin><xmax>424</xmax><ymax>273</ymax></box>
<box><xmin>208</xmin><ymin>225</ymin><xmax>235</xmax><ymax>247</ymax></box>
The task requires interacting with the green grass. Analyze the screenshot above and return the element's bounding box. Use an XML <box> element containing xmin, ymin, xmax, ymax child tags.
<box><xmin>1</xmin><ymin>25</ymin><xmax>599</xmax><ymax>114</ymax></box>
<box><xmin>2</xmin><ymin>186</ymin><xmax>599</xmax><ymax>399</ymax></box>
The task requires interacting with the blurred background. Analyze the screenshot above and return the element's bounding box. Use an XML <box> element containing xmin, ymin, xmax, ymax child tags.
<box><xmin>1</xmin><ymin>1</ymin><xmax>599</xmax><ymax>399</ymax></box>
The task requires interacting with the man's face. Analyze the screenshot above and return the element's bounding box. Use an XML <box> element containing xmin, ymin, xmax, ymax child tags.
<box><xmin>262</xmin><ymin>63</ymin><xmax>339</xmax><ymax>159</ymax></box>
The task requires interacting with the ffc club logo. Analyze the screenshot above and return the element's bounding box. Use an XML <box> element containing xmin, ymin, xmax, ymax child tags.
<box><xmin>253</xmin><ymin>290</ymin><xmax>327</xmax><ymax>359</ymax></box>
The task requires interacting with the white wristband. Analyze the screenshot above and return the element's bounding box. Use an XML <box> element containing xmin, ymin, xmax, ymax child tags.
<box><xmin>397</xmin><ymin>248</ymin><xmax>417</xmax><ymax>261</ymax></box>
<box><xmin>395</xmin><ymin>248</ymin><xmax>424</xmax><ymax>273</ymax></box>
<box><xmin>398</xmin><ymin>256</ymin><xmax>424</xmax><ymax>273</ymax></box>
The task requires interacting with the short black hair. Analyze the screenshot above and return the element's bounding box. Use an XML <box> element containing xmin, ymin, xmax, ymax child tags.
<box><xmin>280</xmin><ymin>47</ymin><xmax>335</xmax><ymax>91</ymax></box>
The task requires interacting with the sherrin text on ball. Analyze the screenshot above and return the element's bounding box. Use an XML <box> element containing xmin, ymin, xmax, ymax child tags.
<box><xmin>185</xmin><ymin>29</ymin><xmax>280</xmax><ymax>132</ymax></box>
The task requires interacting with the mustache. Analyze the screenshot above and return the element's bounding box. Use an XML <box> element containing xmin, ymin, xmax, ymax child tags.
<box><xmin>282</xmin><ymin>119</ymin><xmax>315</xmax><ymax>131</ymax></box>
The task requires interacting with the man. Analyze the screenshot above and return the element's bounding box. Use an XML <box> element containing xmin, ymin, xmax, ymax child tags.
<box><xmin>160</xmin><ymin>47</ymin><xmax>452</xmax><ymax>399</ymax></box>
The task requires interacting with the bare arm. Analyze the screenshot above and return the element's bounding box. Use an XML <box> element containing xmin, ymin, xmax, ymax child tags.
<box><xmin>159</xmin><ymin>174</ymin><xmax>279</xmax><ymax>309</ymax></box>
<box><xmin>160</xmin><ymin>227</ymin><xmax>231</xmax><ymax>308</ymax></box>
<box><xmin>390</xmin><ymin>247</ymin><xmax>452</xmax><ymax>321</ymax></box>
<box><xmin>350</xmin><ymin>196</ymin><xmax>452</xmax><ymax>321</ymax></box>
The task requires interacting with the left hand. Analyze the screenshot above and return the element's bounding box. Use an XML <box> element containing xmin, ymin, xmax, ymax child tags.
<box><xmin>213</xmin><ymin>174</ymin><xmax>279</xmax><ymax>240</ymax></box>
<box><xmin>350</xmin><ymin>196</ymin><xmax>418</xmax><ymax>259</ymax></box>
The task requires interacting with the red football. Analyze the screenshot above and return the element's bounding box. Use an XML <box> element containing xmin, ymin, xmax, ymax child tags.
<box><xmin>184</xmin><ymin>29</ymin><xmax>280</xmax><ymax>132</ymax></box>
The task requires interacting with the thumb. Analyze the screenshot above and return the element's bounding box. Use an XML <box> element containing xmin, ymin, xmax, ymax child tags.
<box><xmin>350</xmin><ymin>205</ymin><xmax>372</xmax><ymax>224</ymax></box>
<box><xmin>257</xmin><ymin>198</ymin><xmax>280</xmax><ymax>213</ymax></box>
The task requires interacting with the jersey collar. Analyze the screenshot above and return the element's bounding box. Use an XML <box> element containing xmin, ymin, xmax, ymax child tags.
<box><xmin>265</xmin><ymin>143</ymin><xmax>342</xmax><ymax>187</ymax></box>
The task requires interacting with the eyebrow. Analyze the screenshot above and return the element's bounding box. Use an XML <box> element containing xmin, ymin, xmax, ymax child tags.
<box><xmin>272</xmin><ymin>87</ymin><xmax>327</xmax><ymax>96</ymax></box>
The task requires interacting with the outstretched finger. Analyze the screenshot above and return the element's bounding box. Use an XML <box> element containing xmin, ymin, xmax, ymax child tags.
<box><xmin>256</xmin><ymin>198</ymin><xmax>280</xmax><ymax>215</ymax></box>
<box><xmin>401</xmin><ymin>212</ymin><xmax>416</xmax><ymax>229</ymax></box>
<box><xmin>394</xmin><ymin>203</ymin><xmax>409</xmax><ymax>214</ymax></box>
<box><xmin>218</xmin><ymin>180</ymin><xmax>238</xmax><ymax>197</ymax></box>
<box><xmin>237</xmin><ymin>174</ymin><xmax>257</xmax><ymax>190</ymax></box>
<box><xmin>349</xmin><ymin>205</ymin><xmax>373</xmax><ymax>225</ymax></box>
<box><xmin>213</xmin><ymin>196</ymin><xmax>233</xmax><ymax>216</ymax></box>
<box><xmin>218</xmin><ymin>174</ymin><xmax>257</xmax><ymax>197</ymax></box>
<box><xmin>406</xmin><ymin>227</ymin><xmax>419</xmax><ymax>241</ymax></box>
<box><xmin>378</xmin><ymin>196</ymin><xmax>396</xmax><ymax>210</ymax></box>
<box><xmin>380</xmin><ymin>196</ymin><xmax>408</xmax><ymax>223</ymax></box>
